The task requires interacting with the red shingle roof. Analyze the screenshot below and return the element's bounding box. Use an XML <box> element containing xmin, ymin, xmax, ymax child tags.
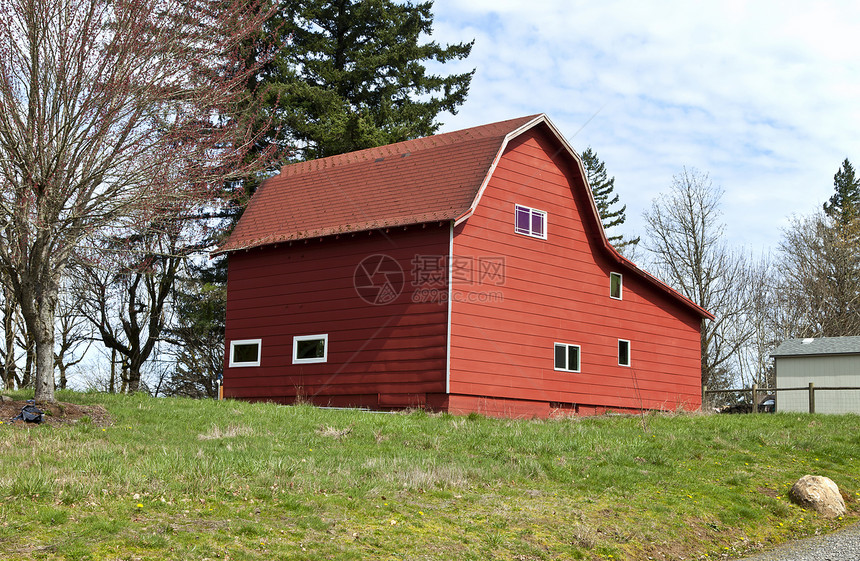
<box><xmin>214</xmin><ymin>115</ymin><xmax>542</xmax><ymax>254</ymax></box>
<box><xmin>215</xmin><ymin>114</ymin><xmax>712</xmax><ymax>320</ymax></box>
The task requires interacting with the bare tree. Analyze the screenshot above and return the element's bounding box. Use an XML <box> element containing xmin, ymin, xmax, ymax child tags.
<box><xmin>734</xmin><ymin>255</ymin><xmax>779</xmax><ymax>389</ymax></box>
<box><xmin>775</xmin><ymin>212</ymin><xmax>860</xmax><ymax>337</ymax></box>
<box><xmin>74</xmin><ymin>226</ymin><xmax>185</xmax><ymax>394</ymax></box>
<box><xmin>0</xmin><ymin>282</ymin><xmax>23</xmax><ymax>389</ymax></box>
<box><xmin>0</xmin><ymin>0</ymin><xmax>271</xmax><ymax>401</ymax></box>
<box><xmin>643</xmin><ymin>168</ymin><xmax>755</xmax><ymax>389</ymax></box>
<box><xmin>54</xmin><ymin>285</ymin><xmax>92</xmax><ymax>390</ymax></box>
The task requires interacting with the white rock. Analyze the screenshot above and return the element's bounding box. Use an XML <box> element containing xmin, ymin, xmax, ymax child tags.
<box><xmin>788</xmin><ymin>475</ymin><xmax>846</xmax><ymax>518</ymax></box>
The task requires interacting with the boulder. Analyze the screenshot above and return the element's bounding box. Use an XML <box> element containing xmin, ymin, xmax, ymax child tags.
<box><xmin>788</xmin><ymin>475</ymin><xmax>846</xmax><ymax>518</ymax></box>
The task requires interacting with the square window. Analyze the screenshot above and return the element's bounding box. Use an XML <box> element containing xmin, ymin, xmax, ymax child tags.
<box><xmin>554</xmin><ymin>342</ymin><xmax>580</xmax><ymax>372</ymax></box>
<box><xmin>229</xmin><ymin>339</ymin><xmax>261</xmax><ymax>367</ymax></box>
<box><xmin>293</xmin><ymin>334</ymin><xmax>328</xmax><ymax>364</ymax></box>
<box><xmin>610</xmin><ymin>272</ymin><xmax>622</xmax><ymax>300</ymax></box>
<box><xmin>514</xmin><ymin>204</ymin><xmax>547</xmax><ymax>239</ymax></box>
<box><xmin>618</xmin><ymin>339</ymin><xmax>631</xmax><ymax>367</ymax></box>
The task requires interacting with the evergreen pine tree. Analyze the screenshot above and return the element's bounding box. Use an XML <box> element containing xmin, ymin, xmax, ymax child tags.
<box><xmin>169</xmin><ymin>0</ymin><xmax>473</xmax><ymax>393</ymax></box>
<box><xmin>581</xmin><ymin>147</ymin><xmax>639</xmax><ymax>250</ymax></box>
<box><xmin>823</xmin><ymin>158</ymin><xmax>860</xmax><ymax>225</ymax></box>
<box><xmin>164</xmin><ymin>258</ymin><xmax>227</xmax><ymax>398</ymax></box>
<box><xmin>264</xmin><ymin>0</ymin><xmax>474</xmax><ymax>160</ymax></box>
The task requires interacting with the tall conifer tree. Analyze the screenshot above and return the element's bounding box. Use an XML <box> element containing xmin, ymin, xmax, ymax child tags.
<box><xmin>581</xmin><ymin>147</ymin><xmax>639</xmax><ymax>250</ymax></box>
<box><xmin>263</xmin><ymin>0</ymin><xmax>474</xmax><ymax>160</ymax></box>
<box><xmin>775</xmin><ymin>158</ymin><xmax>860</xmax><ymax>339</ymax></box>
<box><xmin>168</xmin><ymin>0</ymin><xmax>473</xmax><ymax>392</ymax></box>
<box><xmin>823</xmin><ymin>158</ymin><xmax>860</xmax><ymax>225</ymax></box>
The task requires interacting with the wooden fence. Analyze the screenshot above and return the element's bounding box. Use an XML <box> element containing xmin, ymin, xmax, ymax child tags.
<box><xmin>702</xmin><ymin>382</ymin><xmax>860</xmax><ymax>413</ymax></box>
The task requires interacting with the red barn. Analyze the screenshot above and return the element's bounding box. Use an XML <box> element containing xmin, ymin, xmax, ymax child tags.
<box><xmin>215</xmin><ymin>114</ymin><xmax>712</xmax><ymax>417</ymax></box>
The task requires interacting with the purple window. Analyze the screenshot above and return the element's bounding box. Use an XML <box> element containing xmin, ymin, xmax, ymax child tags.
<box><xmin>514</xmin><ymin>204</ymin><xmax>547</xmax><ymax>239</ymax></box>
<box><xmin>515</xmin><ymin>205</ymin><xmax>531</xmax><ymax>235</ymax></box>
<box><xmin>531</xmin><ymin>212</ymin><xmax>544</xmax><ymax>237</ymax></box>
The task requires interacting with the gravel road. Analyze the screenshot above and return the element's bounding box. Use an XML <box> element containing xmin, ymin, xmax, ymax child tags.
<box><xmin>735</xmin><ymin>521</ymin><xmax>860</xmax><ymax>561</ymax></box>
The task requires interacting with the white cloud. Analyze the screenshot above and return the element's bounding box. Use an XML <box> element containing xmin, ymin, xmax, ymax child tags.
<box><xmin>430</xmin><ymin>0</ymin><xmax>860</xmax><ymax>253</ymax></box>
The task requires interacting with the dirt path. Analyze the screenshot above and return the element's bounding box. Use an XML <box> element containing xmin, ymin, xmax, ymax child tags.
<box><xmin>735</xmin><ymin>521</ymin><xmax>860</xmax><ymax>561</ymax></box>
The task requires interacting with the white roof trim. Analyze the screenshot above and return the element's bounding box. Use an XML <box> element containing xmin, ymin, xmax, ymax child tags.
<box><xmin>453</xmin><ymin>113</ymin><xmax>713</xmax><ymax>321</ymax></box>
<box><xmin>455</xmin><ymin>114</ymin><xmax>549</xmax><ymax>226</ymax></box>
<box><xmin>454</xmin><ymin>114</ymin><xmax>606</xmax><ymax>246</ymax></box>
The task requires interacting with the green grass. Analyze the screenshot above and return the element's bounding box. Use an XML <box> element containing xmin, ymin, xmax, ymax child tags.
<box><xmin>0</xmin><ymin>390</ymin><xmax>858</xmax><ymax>560</ymax></box>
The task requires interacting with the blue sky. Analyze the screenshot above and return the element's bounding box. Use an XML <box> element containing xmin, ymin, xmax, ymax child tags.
<box><xmin>429</xmin><ymin>0</ymin><xmax>860</xmax><ymax>254</ymax></box>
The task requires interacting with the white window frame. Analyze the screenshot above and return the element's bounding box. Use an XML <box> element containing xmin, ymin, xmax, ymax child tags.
<box><xmin>618</xmin><ymin>339</ymin><xmax>631</xmax><ymax>367</ymax></box>
<box><xmin>610</xmin><ymin>272</ymin><xmax>623</xmax><ymax>300</ymax></box>
<box><xmin>553</xmin><ymin>342</ymin><xmax>580</xmax><ymax>373</ymax></box>
<box><xmin>514</xmin><ymin>204</ymin><xmax>548</xmax><ymax>240</ymax></box>
<box><xmin>229</xmin><ymin>339</ymin><xmax>261</xmax><ymax>368</ymax></box>
<box><xmin>292</xmin><ymin>334</ymin><xmax>328</xmax><ymax>364</ymax></box>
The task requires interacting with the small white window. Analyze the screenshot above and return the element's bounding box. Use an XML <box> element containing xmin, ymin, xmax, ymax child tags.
<box><xmin>515</xmin><ymin>204</ymin><xmax>547</xmax><ymax>239</ymax></box>
<box><xmin>554</xmin><ymin>342</ymin><xmax>580</xmax><ymax>372</ymax></box>
<box><xmin>618</xmin><ymin>339</ymin><xmax>631</xmax><ymax>367</ymax></box>
<box><xmin>230</xmin><ymin>339</ymin><xmax>261</xmax><ymax>367</ymax></box>
<box><xmin>293</xmin><ymin>334</ymin><xmax>328</xmax><ymax>364</ymax></box>
<box><xmin>610</xmin><ymin>272</ymin><xmax>623</xmax><ymax>300</ymax></box>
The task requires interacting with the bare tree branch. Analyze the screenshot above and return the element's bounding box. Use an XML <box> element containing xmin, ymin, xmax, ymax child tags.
<box><xmin>643</xmin><ymin>168</ymin><xmax>756</xmax><ymax>389</ymax></box>
<box><xmin>0</xmin><ymin>0</ymin><xmax>273</xmax><ymax>401</ymax></box>
<box><xmin>776</xmin><ymin>212</ymin><xmax>860</xmax><ymax>338</ymax></box>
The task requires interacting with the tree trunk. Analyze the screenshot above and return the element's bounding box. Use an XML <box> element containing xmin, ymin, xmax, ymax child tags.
<box><xmin>58</xmin><ymin>364</ymin><xmax>67</xmax><ymax>390</ymax></box>
<box><xmin>34</xmin><ymin>328</ymin><xmax>56</xmax><ymax>402</ymax></box>
<box><xmin>11</xmin><ymin>260</ymin><xmax>60</xmax><ymax>402</ymax></box>
<box><xmin>21</xmin><ymin>339</ymin><xmax>33</xmax><ymax>388</ymax></box>
<box><xmin>32</xmin><ymin>281</ymin><xmax>58</xmax><ymax>402</ymax></box>
<box><xmin>2</xmin><ymin>294</ymin><xmax>15</xmax><ymax>390</ymax></box>
<box><xmin>127</xmin><ymin>367</ymin><xmax>141</xmax><ymax>393</ymax></box>
<box><xmin>110</xmin><ymin>348</ymin><xmax>116</xmax><ymax>393</ymax></box>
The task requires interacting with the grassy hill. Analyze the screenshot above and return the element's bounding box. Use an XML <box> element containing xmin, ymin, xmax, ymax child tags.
<box><xmin>0</xmin><ymin>390</ymin><xmax>858</xmax><ymax>560</ymax></box>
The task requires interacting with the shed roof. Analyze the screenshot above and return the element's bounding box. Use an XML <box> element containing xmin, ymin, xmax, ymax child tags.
<box><xmin>771</xmin><ymin>336</ymin><xmax>860</xmax><ymax>358</ymax></box>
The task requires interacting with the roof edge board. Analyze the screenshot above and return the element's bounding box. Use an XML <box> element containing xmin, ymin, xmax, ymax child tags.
<box><xmin>772</xmin><ymin>352</ymin><xmax>860</xmax><ymax>358</ymax></box>
<box><xmin>454</xmin><ymin>114</ymin><xmax>713</xmax><ymax>321</ymax></box>
<box><xmin>455</xmin><ymin>114</ymin><xmax>548</xmax><ymax>226</ymax></box>
<box><xmin>212</xmin><ymin>218</ymin><xmax>456</xmax><ymax>256</ymax></box>
<box><xmin>549</xmin><ymin>120</ymin><xmax>714</xmax><ymax>320</ymax></box>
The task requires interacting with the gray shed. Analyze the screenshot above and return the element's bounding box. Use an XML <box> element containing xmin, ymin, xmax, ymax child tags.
<box><xmin>771</xmin><ymin>337</ymin><xmax>860</xmax><ymax>414</ymax></box>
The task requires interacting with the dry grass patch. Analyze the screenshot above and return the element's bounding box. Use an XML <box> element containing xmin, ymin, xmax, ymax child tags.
<box><xmin>316</xmin><ymin>425</ymin><xmax>353</xmax><ymax>439</ymax></box>
<box><xmin>197</xmin><ymin>424</ymin><xmax>253</xmax><ymax>440</ymax></box>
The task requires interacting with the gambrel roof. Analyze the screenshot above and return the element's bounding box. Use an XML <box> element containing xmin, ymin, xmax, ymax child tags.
<box><xmin>215</xmin><ymin>115</ymin><xmax>540</xmax><ymax>253</ymax></box>
<box><xmin>216</xmin><ymin>114</ymin><xmax>712</xmax><ymax>320</ymax></box>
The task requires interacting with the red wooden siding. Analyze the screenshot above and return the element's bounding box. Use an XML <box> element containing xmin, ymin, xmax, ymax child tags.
<box><xmin>220</xmin><ymin>115</ymin><xmax>708</xmax><ymax>417</ymax></box>
<box><xmin>448</xmin><ymin>128</ymin><xmax>703</xmax><ymax>413</ymax></box>
<box><xmin>223</xmin><ymin>224</ymin><xmax>450</xmax><ymax>407</ymax></box>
